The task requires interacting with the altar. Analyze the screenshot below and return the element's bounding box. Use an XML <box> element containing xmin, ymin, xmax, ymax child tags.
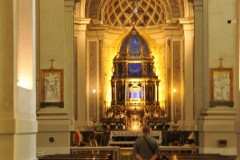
<box><xmin>108</xmin><ymin>131</ymin><xmax>162</xmax><ymax>147</ymax></box>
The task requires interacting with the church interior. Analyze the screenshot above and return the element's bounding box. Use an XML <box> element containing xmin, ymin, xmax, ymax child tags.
<box><xmin>0</xmin><ymin>0</ymin><xmax>240</xmax><ymax>159</ymax></box>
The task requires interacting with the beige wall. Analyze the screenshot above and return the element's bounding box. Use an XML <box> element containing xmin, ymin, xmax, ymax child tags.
<box><xmin>0</xmin><ymin>0</ymin><xmax>37</xmax><ymax>160</ymax></box>
<box><xmin>208</xmin><ymin>0</ymin><xmax>235</xmax><ymax>68</ymax></box>
<box><xmin>0</xmin><ymin>0</ymin><xmax>14</xmax><ymax>119</ymax></box>
<box><xmin>197</xmin><ymin>0</ymin><xmax>237</xmax><ymax>156</ymax></box>
<box><xmin>37</xmin><ymin>0</ymin><xmax>75</xmax><ymax>154</ymax></box>
<box><xmin>40</xmin><ymin>0</ymin><xmax>65</xmax><ymax>69</ymax></box>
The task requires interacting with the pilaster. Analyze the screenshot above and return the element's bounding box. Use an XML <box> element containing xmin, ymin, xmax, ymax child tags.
<box><xmin>236</xmin><ymin>0</ymin><xmax>240</xmax><ymax>159</ymax></box>
<box><xmin>195</xmin><ymin>0</ymin><xmax>237</xmax><ymax>156</ymax></box>
<box><xmin>0</xmin><ymin>0</ymin><xmax>37</xmax><ymax>159</ymax></box>
<box><xmin>193</xmin><ymin>0</ymin><xmax>204</xmax><ymax>154</ymax></box>
<box><xmin>193</xmin><ymin>0</ymin><xmax>205</xmax><ymax>120</ymax></box>
<box><xmin>74</xmin><ymin>18</ymin><xmax>91</xmax><ymax>128</ymax></box>
<box><xmin>37</xmin><ymin>0</ymin><xmax>75</xmax><ymax>154</ymax></box>
<box><xmin>64</xmin><ymin>0</ymin><xmax>75</xmax><ymax>129</ymax></box>
<box><xmin>179</xmin><ymin>18</ymin><xmax>194</xmax><ymax>131</ymax></box>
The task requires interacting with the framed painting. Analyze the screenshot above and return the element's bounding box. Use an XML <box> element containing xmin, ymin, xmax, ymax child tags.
<box><xmin>40</xmin><ymin>69</ymin><xmax>64</xmax><ymax>108</ymax></box>
<box><xmin>209</xmin><ymin>68</ymin><xmax>234</xmax><ymax>107</ymax></box>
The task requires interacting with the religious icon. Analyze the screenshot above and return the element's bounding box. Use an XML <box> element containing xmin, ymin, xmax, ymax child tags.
<box><xmin>209</xmin><ymin>68</ymin><xmax>233</xmax><ymax>107</ymax></box>
<box><xmin>40</xmin><ymin>69</ymin><xmax>64</xmax><ymax>107</ymax></box>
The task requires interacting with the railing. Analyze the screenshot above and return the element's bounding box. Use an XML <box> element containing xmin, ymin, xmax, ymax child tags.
<box><xmin>109</xmin><ymin>130</ymin><xmax>162</xmax><ymax>146</ymax></box>
<box><xmin>70</xmin><ymin>146</ymin><xmax>120</xmax><ymax>160</ymax></box>
<box><xmin>70</xmin><ymin>145</ymin><xmax>198</xmax><ymax>160</ymax></box>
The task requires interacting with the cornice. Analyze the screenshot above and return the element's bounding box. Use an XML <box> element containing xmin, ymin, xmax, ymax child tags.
<box><xmin>74</xmin><ymin>18</ymin><xmax>91</xmax><ymax>25</ymax></box>
<box><xmin>178</xmin><ymin>17</ymin><xmax>194</xmax><ymax>24</ymax></box>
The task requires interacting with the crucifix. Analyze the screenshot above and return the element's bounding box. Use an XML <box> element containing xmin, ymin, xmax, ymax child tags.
<box><xmin>49</xmin><ymin>58</ymin><xmax>55</xmax><ymax>70</ymax></box>
<box><xmin>218</xmin><ymin>57</ymin><xmax>224</xmax><ymax>69</ymax></box>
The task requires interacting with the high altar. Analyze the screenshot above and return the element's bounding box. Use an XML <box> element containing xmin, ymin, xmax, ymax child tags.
<box><xmin>102</xmin><ymin>27</ymin><xmax>166</xmax><ymax>130</ymax></box>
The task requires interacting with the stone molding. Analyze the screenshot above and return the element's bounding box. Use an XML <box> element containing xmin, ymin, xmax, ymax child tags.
<box><xmin>74</xmin><ymin>18</ymin><xmax>91</xmax><ymax>24</ymax></box>
<box><xmin>178</xmin><ymin>17</ymin><xmax>194</xmax><ymax>24</ymax></box>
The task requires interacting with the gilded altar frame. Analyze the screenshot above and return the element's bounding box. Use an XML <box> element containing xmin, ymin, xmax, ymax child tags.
<box><xmin>40</xmin><ymin>69</ymin><xmax>64</xmax><ymax>108</ymax></box>
<box><xmin>209</xmin><ymin>68</ymin><xmax>233</xmax><ymax>107</ymax></box>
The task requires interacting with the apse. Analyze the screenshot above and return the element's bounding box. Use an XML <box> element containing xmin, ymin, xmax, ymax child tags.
<box><xmin>103</xmin><ymin>27</ymin><xmax>166</xmax><ymax>131</ymax></box>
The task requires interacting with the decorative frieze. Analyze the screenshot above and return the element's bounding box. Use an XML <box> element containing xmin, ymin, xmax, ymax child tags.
<box><xmin>89</xmin><ymin>41</ymin><xmax>98</xmax><ymax>120</ymax></box>
<box><xmin>88</xmin><ymin>0</ymin><xmax>101</xmax><ymax>19</ymax></box>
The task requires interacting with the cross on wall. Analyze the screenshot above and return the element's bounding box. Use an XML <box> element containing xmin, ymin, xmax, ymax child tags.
<box><xmin>49</xmin><ymin>58</ymin><xmax>55</xmax><ymax>70</ymax></box>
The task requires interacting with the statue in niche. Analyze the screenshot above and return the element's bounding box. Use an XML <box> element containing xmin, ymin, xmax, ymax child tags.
<box><xmin>44</xmin><ymin>73</ymin><xmax>60</xmax><ymax>102</ymax></box>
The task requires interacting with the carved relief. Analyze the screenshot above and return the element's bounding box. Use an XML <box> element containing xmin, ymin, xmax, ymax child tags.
<box><xmin>74</xmin><ymin>2</ymin><xmax>80</xmax><ymax>18</ymax></box>
<box><xmin>161</xmin><ymin>0</ymin><xmax>172</xmax><ymax>20</ymax></box>
<box><xmin>89</xmin><ymin>41</ymin><xmax>98</xmax><ymax>119</ymax></box>
<box><xmin>88</xmin><ymin>0</ymin><xmax>101</xmax><ymax>19</ymax></box>
<box><xmin>102</xmin><ymin>44</ymin><xmax>118</xmax><ymax>107</ymax></box>
<box><xmin>166</xmin><ymin>39</ymin><xmax>172</xmax><ymax>120</ymax></box>
<box><xmin>169</xmin><ymin>0</ymin><xmax>181</xmax><ymax>18</ymax></box>
<box><xmin>179</xmin><ymin>0</ymin><xmax>184</xmax><ymax>17</ymax></box>
<box><xmin>173</xmin><ymin>41</ymin><xmax>181</xmax><ymax>120</ymax></box>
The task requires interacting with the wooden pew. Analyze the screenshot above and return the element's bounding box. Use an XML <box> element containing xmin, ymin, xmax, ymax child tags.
<box><xmin>164</xmin><ymin>153</ymin><xmax>236</xmax><ymax>160</ymax></box>
<box><xmin>39</xmin><ymin>153</ymin><xmax>110</xmax><ymax>160</ymax></box>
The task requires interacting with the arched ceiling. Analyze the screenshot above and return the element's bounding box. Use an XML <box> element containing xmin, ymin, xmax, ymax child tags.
<box><xmin>86</xmin><ymin>0</ymin><xmax>184</xmax><ymax>27</ymax></box>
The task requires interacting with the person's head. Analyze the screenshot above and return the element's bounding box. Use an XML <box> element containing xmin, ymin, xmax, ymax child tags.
<box><xmin>142</xmin><ymin>125</ymin><xmax>151</xmax><ymax>135</ymax></box>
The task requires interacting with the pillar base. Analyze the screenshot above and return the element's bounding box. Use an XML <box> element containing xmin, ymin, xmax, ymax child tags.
<box><xmin>198</xmin><ymin>108</ymin><xmax>236</xmax><ymax>155</ymax></box>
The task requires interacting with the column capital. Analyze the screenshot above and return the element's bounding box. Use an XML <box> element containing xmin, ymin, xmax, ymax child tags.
<box><xmin>178</xmin><ymin>18</ymin><xmax>194</xmax><ymax>31</ymax></box>
<box><xmin>74</xmin><ymin>18</ymin><xmax>91</xmax><ymax>31</ymax></box>
<box><xmin>64</xmin><ymin>0</ymin><xmax>74</xmax><ymax>7</ymax></box>
<box><xmin>74</xmin><ymin>18</ymin><xmax>91</xmax><ymax>25</ymax></box>
<box><xmin>178</xmin><ymin>17</ymin><xmax>194</xmax><ymax>24</ymax></box>
<box><xmin>193</xmin><ymin>0</ymin><xmax>203</xmax><ymax>11</ymax></box>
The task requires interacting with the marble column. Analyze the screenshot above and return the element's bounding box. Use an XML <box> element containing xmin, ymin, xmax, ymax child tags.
<box><xmin>179</xmin><ymin>18</ymin><xmax>194</xmax><ymax>131</ymax></box>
